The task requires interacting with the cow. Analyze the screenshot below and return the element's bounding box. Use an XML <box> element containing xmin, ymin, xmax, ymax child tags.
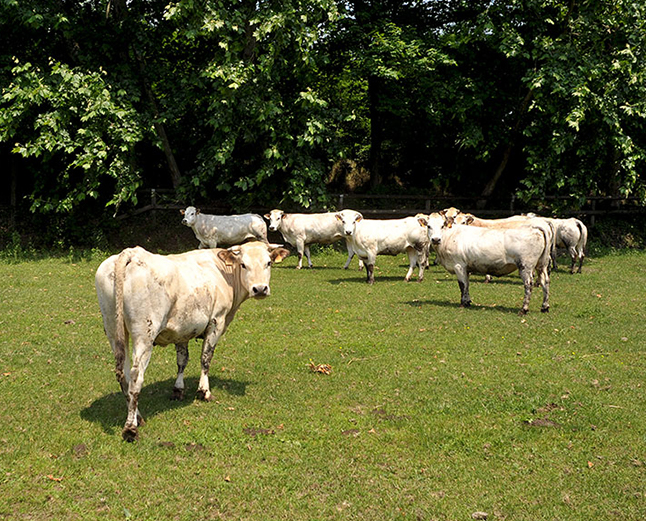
<box><xmin>453</xmin><ymin>213</ymin><xmax>536</xmax><ymax>228</ymax></box>
<box><xmin>95</xmin><ymin>242</ymin><xmax>289</xmax><ymax>441</ymax></box>
<box><xmin>181</xmin><ymin>206</ymin><xmax>268</xmax><ymax>249</ymax></box>
<box><xmin>453</xmin><ymin>212</ymin><xmax>556</xmax><ymax>283</ymax></box>
<box><xmin>441</xmin><ymin>207</ymin><xmax>463</xmax><ymax>220</ymax></box>
<box><xmin>425</xmin><ymin>214</ymin><xmax>551</xmax><ymax>314</ymax></box>
<box><xmin>335</xmin><ymin>210</ymin><xmax>430</xmax><ymax>284</ymax></box>
<box><xmin>543</xmin><ymin>217</ymin><xmax>588</xmax><ymax>273</ymax></box>
<box><xmin>264</xmin><ymin>209</ymin><xmax>362</xmax><ymax>270</ymax></box>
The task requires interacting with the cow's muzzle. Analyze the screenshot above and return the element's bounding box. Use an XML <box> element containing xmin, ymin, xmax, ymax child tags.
<box><xmin>252</xmin><ymin>285</ymin><xmax>270</xmax><ymax>298</ymax></box>
<box><xmin>431</xmin><ymin>237</ymin><xmax>441</xmax><ymax>245</ymax></box>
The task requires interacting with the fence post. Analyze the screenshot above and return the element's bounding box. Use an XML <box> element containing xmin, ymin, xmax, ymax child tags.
<box><xmin>338</xmin><ymin>194</ymin><xmax>344</xmax><ymax>210</ymax></box>
<box><xmin>151</xmin><ymin>188</ymin><xmax>157</xmax><ymax>225</ymax></box>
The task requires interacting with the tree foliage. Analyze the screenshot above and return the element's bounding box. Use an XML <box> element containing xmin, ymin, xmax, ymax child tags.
<box><xmin>1</xmin><ymin>0</ymin><xmax>645</xmax><ymax>231</ymax></box>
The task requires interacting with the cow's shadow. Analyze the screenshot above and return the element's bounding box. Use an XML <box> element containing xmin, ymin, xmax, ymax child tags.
<box><xmin>81</xmin><ymin>376</ymin><xmax>251</xmax><ymax>435</ymax></box>
<box><xmin>404</xmin><ymin>298</ymin><xmax>529</xmax><ymax>314</ymax></box>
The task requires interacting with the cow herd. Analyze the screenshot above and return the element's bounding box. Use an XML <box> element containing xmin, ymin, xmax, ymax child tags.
<box><xmin>96</xmin><ymin>205</ymin><xmax>588</xmax><ymax>440</ymax></box>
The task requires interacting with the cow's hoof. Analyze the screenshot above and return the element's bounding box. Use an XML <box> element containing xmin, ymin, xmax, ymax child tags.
<box><xmin>460</xmin><ymin>302</ymin><xmax>471</xmax><ymax>308</ymax></box>
<box><xmin>171</xmin><ymin>387</ymin><xmax>185</xmax><ymax>401</ymax></box>
<box><xmin>122</xmin><ymin>425</ymin><xmax>139</xmax><ymax>442</ymax></box>
<box><xmin>196</xmin><ymin>389</ymin><xmax>214</xmax><ymax>402</ymax></box>
<box><xmin>541</xmin><ymin>307</ymin><xmax>550</xmax><ymax>313</ymax></box>
<box><xmin>518</xmin><ymin>308</ymin><xmax>529</xmax><ymax>316</ymax></box>
<box><xmin>296</xmin><ymin>266</ymin><xmax>302</xmax><ymax>270</ymax></box>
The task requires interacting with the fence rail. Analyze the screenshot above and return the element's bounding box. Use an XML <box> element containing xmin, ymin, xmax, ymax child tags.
<box><xmin>115</xmin><ymin>189</ymin><xmax>645</xmax><ymax>227</ymax></box>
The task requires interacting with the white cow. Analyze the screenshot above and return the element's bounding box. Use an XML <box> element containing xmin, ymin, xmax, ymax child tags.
<box><xmin>453</xmin><ymin>212</ymin><xmax>556</xmax><ymax>283</ymax></box>
<box><xmin>335</xmin><ymin>210</ymin><xmax>430</xmax><ymax>284</ymax></box>
<box><xmin>264</xmin><ymin>209</ymin><xmax>362</xmax><ymax>270</ymax></box>
<box><xmin>181</xmin><ymin>206</ymin><xmax>268</xmax><ymax>248</ymax></box>
<box><xmin>95</xmin><ymin>242</ymin><xmax>289</xmax><ymax>441</ymax></box>
<box><xmin>425</xmin><ymin>215</ymin><xmax>551</xmax><ymax>314</ymax></box>
<box><xmin>543</xmin><ymin>217</ymin><xmax>588</xmax><ymax>273</ymax></box>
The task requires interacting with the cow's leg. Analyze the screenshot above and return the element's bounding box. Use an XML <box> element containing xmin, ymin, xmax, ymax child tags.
<box><xmin>577</xmin><ymin>249</ymin><xmax>585</xmax><ymax>273</ymax></box>
<box><xmin>122</xmin><ymin>339</ymin><xmax>153</xmax><ymax>442</ymax></box>
<box><xmin>364</xmin><ymin>253</ymin><xmax>376</xmax><ymax>284</ymax></box>
<box><xmin>172</xmin><ymin>342</ymin><xmax>189</xmax><ymax>400</ymax></box>
<box><xmin>567</xmin><ymin>244</ymin><xmax>578</xmax><ymax>274</ymax></box>
<box><xmin>518</xmin><ymin>265</ymin><xmax>534</xmax><ymax>315</ymax></box>
<box><xmin>196</xmin><ymin>317</ymin><xmax>228</xmax><ymax>402</ymax></box>
<box><xmin>343</xmin><ymin>241</ymin><xmax>355</xmax><ymax>269</ymax></box>
<box><xmin>304</xmin><ymin>245</ymin><xmax>314</xmax><ymax>268</ymax></box>
<box><xmin>551</xmin><ymin>249</ymin><xmax>558</xmax><ymax>271</ymax></box>
<box><xmin>538</xmin><ymin>266</ymin><xmax>550</xmax><ymax>313</ymax></box>
<box><xmin>295</xmin><ymin>239</ymin><xmax>305</xmax><ymax>269</ymax></box>
<box><xmin>415</xmin><ymin>247</ymin><xmax>426</xmax><ymax>282</ymax></box>
<box><xmin>455</xmin><ymin>265</ymin><xmax>471</xmax><ymax>307</ymax></box>
<box><xmin>365</xmin><ymin>263</ymin><xmax>375</xmax><ymax>284</ymax></box>
<box><xmin>404</xmin><ymin>248</ymin><xmax>417</xmax><ymax>282</ymax></box>
<box><xmin>110</xmin><ymin>328</ymin><xmax>130</xmax><ymax>398</ymax></box>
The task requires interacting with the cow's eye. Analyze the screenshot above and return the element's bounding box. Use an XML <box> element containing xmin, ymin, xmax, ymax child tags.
<box><xmin>241</xmin><ymin>263</ymin><xmax>247</xmax><ymax>270</ymax></box>
<box><xmin>267</xmin><ymin>261</ymin><xmax>272</xmax><ymax>268</ymax></box>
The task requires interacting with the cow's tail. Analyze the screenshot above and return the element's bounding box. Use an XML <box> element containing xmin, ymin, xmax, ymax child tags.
<box><xmin>545</xmin><ymin>219</ymin><xmax>557</xmax><ymax>265</ymax></box>
<box><xmin>535</xmin><ymin>223</ymin><xmax>553</xmax><ymax>279</ymax></box>
<box><xmin>114</xmin><ymin>248</ymin><xmax>134</xmax><ymax>393</ymax></box>
<box><xmin>576</xmin><ymin>219</ymin><xmax>588</xmax><ymax>255</ymax></box>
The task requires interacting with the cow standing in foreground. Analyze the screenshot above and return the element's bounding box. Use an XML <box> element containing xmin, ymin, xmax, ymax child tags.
<box><xmin>543</xmin><ymin>217</ymin><xmax>588</xmax><ymax>273</ymax></box>
<box><xmin>95</xmin><ymin>242</ymin><xmax>289</xmax><ymax>441</ymax></box>
<box><xmin>181</xmin><ymin>206</ymin><xmax>268</xmax><ymax>248</ymax></box>
<box><xmin>425</xmin><ymin>214</ymin><xmax>551</xmax><ymax>314</ymax></box>
<box><xmin>264</xmin><ymin>209</ymin><xmax>362</xmax><ymax>269</ymax></box>
<box><xmin>336</xmin><ymin>210</ymin><xmax>430</xmax><ymax>284</ymax></box>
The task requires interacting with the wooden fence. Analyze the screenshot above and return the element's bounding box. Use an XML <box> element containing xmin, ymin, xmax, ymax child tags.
<box><xmin>116</xmin><ymin>189</ymin><xmax>645</xmax><ymax>227</ymax></box>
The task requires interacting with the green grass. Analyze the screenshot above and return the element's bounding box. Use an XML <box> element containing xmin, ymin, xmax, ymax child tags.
<box><xmin>1</xmin><ymin>248</ymin><xmax>645</xmax><ymax>520</ymax></box>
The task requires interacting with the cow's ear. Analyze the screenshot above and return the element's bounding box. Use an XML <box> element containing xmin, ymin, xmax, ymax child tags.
<box><xmin>180</xmin><ymin>209</ymin><xmax>185</xmax><ymax>215</ymax></box>
<box><xmin>196</xmin><ymin>208</ymin><xmax>201</xmax><ymax>215</ymax></box>
<box><xmin>465</xmin><ymin>215</ymin><xmax>474</xmax><ymax>225</ymax></box>
<box><xmin>356</xmin><ymin>214</ymin><xmax>363</xmax><ymax>222</ymax></box>
<box><xmin>335</xmin><ymin>213</ymin><xmax>342</xmax><ymax>221</ymax></box>
<box><xmin>270</xmin><ymin>247</ymin><xmax>290</xmax><ymax>264</ymax></box>
<box><xmin>439</xmin><ymin>209</ymin><xmax>447</xmax><ymax>217</ymax></box>
<box><xmin>217</xmin><ymin>249</ymin><xmax>238</xmax><ymax>266</ymax></box>
<box><xmin>445</xmin><ymin>216</ymin><xmax>455</xmax><ymax>229</ymax></box>
<box><xmin>417</xmin><ymin>217</ymin><xmax>428</xmax><ymax>228</ymax></box>
<box><xmin>264</xmin><ymin>213</ymin><xmax>270</xmax><ymax>220</ymax></box>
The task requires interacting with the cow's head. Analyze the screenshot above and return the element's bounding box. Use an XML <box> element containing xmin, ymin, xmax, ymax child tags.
<box><xmin>217</xmin><ymin>242</ymin><xmax>290</xmax><ymax>298</ymax></box>
<box><xmin>181</xmin><ymin>206</ymin><xmax>200</xmax><ymax>226</ymax></box>
<box><xmin>335</xmin><ymin>210</ymin><xmax>363</xmax><ymax>236</ymax></box>
<box><xmin>426</xmin><ymin>212</ymin><xmax>446</xmax><ymax>245</ymax></box>
<box><xmin>454</xmin><ymin>213</ymin><xmax>475</xmax><ymax>226</ymax></box>
<box><xmin>440</xmin><ymin>207</ymin><xmax>462</xmax><ymax>220</ymax></box>
<box><xmin>264</xmin><ymin>209</ymin><xmax>284</xmax><ymax>232</ymax></box>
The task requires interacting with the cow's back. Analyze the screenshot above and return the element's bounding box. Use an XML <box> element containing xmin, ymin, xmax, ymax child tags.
<box><xmin>196</xmin><ymin>213</ymin><xmax>267</xmax><ymax>247</ymax></box>
<box><xmin>282</xmin><ymin>213</ymin><xmax>343</xmax><ymax>243</ymax></box>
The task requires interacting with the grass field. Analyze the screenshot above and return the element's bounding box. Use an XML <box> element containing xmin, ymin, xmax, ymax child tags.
<box><xmin>1</xmin><ymin>246</ymin><xmax>645</xmax><ymax>520</ymax></box>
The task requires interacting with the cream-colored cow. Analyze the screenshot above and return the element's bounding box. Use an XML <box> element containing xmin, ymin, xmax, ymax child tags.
<box><xmin>95</xmin><ymin>242</ymin><xmax>288</xmax><ymax>441</ymax></box>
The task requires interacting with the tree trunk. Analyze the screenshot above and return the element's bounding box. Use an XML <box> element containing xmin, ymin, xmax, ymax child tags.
<box><xmin>132</xmin><ymin>46</ymin><xmax>183</xmax><ymax>189</ymax></box>
<box><xmin>107</xmin><ymin>0</ymin><xmax>182</xmax><ymax>189</ymax></box>
<box><xmin>368</xmin><ymin>75</ymin><xmax>383</xmax><ymax>189</ymax></box>
<box><xmin>477</xmin><ymin>88</ymin><xmax>534</xmax><ymax>209</ymax></box>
